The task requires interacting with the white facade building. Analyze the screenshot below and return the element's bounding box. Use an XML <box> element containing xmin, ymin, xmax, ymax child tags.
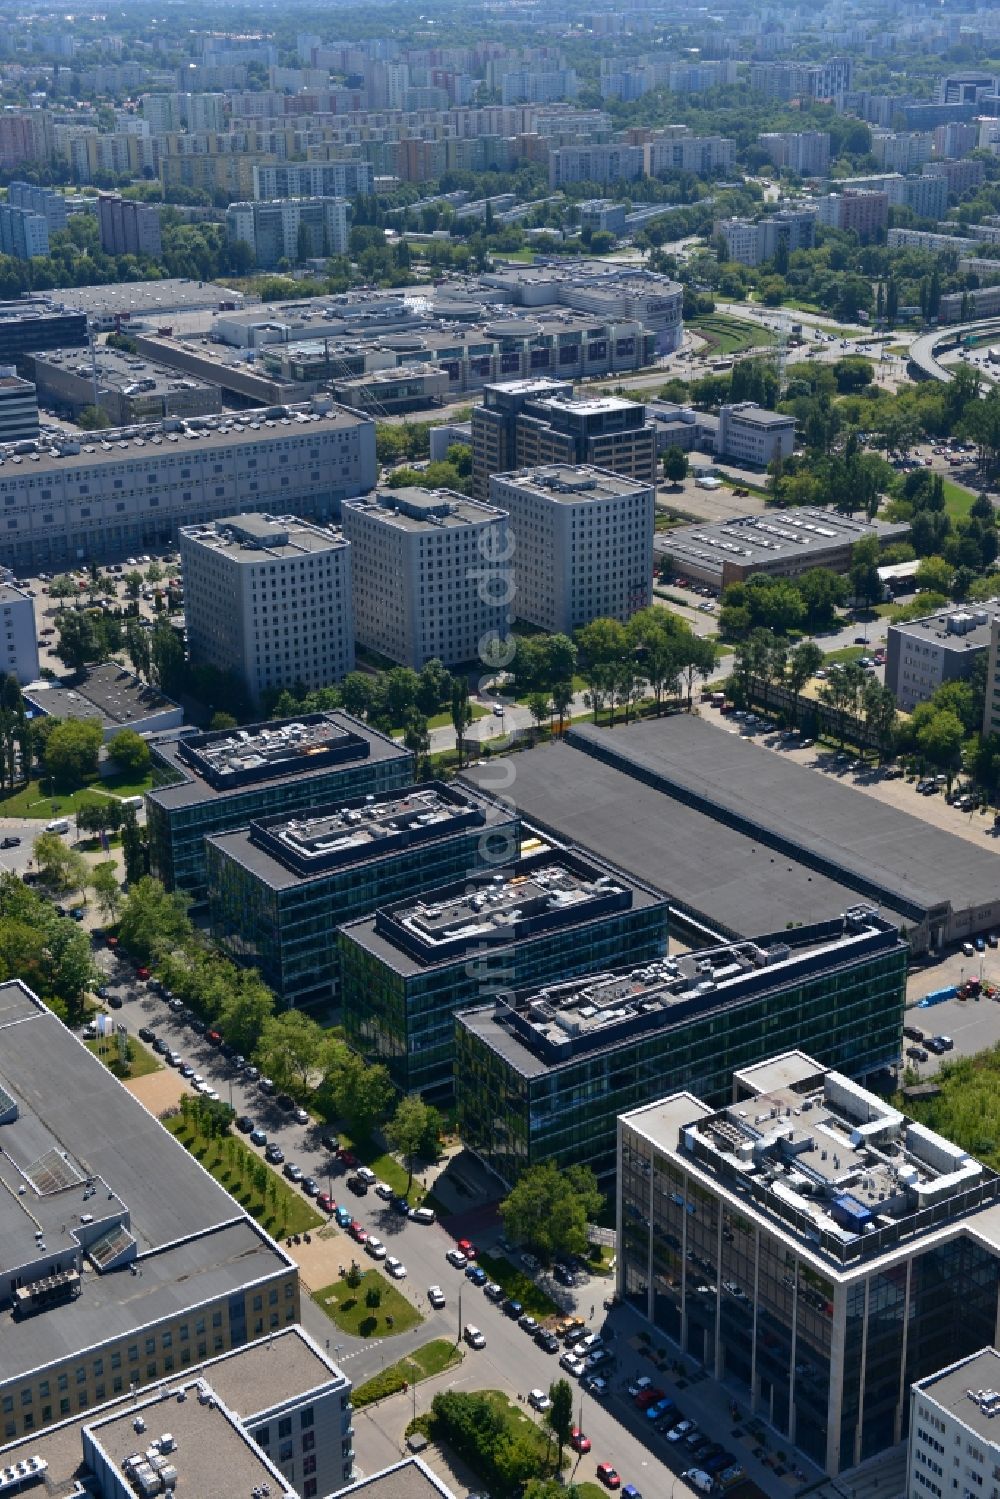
<box><xmin>179</xmin><ymin>512</ymin><xmax>354</xmax><ymax>705</ymax></box>
<box><xmin>908</xmin><ymin>1348</ymin><xmax>1000</xmax><ymax>1499</ymax></box>
<box><xmin>716</xmin><ymin>403</ymin><xmax>796</xmax><ymax>467</ymax></box>
<box><xmin>0</xmin><ymin>584</ymin><xmax>38</xmax><ymax>684</ymax></box>
<box><xmin>341</xmin><ymin>487</ymin><xmax>510</xmax><ymax>671</ymax></box>
<box><xmin>0</xmin><ymin>401</ymin><xmax>376</xmax><ymax>571</ymax></box>
<box><xmin>489</xmin><ymin>465</ymin><xmax>653</xmax><ymax>634</ymax></box>
<box><xmin>252</xmin><ymin>160</ymin><xmax>374</xmax><ymax>200</ymax></box>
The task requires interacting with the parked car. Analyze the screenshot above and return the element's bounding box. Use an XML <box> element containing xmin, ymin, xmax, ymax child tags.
<box><xmin>317</xmin><ymin>1194</ymin><xmax>335</xmax><ymax>1214</ymax></box>
<box><xmin>445</xmin><ymin>1249</ymin><xmax>468</xmax><ymax>1269</ymax></box>
<box><xmin>484</xmin><ymin>1282</ymin><xmax>504</xmax><ymax>1302</ymax></box>
<box><xmin>385</xmin><ymin>1256</ymin><xmax>406</xmax><ymax>1279</ymax></box>
<box><xmin>535</xmin><ymin>1330</ymin><xmax>559</xmax><ymax>1353</ymax></box>
<box><xmin>348</xmin><ymin>1221</ymin><xmax>366</xmax><ymax>1243</ymax></box>
<box><xmin>560</xmin><ymin>1353</ymin><xmax>586</xmax><ymax>1377</ymax></box>
<box><xmin>250</xmin><ymin>1129</ymin><xmax>267</xmax><ymax>1147</ymax></box>
<box><xmin>456</xmin><ymin>1237</ymin><xmax>477</xmax><ymax>1259</ymax></box>
<box><xmin>528</xmin><ymin>1388</ymin><xmax>552</xmax><ymax>1412</ymax></box>
<box><xmin>264</xmin><ymin>1144</ymin><xmax>284</xmax><ymax>1165</ymax></box>
<box><xmin>235</xmin><ymin>1115</ymin><xmax>254</xmax><ymax>1133</ymax></box>
<box><xmin>466</xmin><ymin>1265</ymin><xmax>487</xmax><ymax>1286</ymax></box>
<box><xmin>570</xmin><ymin>1428</ymin><xmax>591</xmax><ymax>1454</ymax></box>
<box><xmin>596</xmin><ymin>1463</ymin><xmax>621</xmax><ymax>1490</ymax></box>
<box><xmin>301</xmin><ymin>1177</ymin><xmax>319</xmax><ymax>1197</ymax></box>
<box><xmin>365</xmin><ymin>1237</ymin><xmax>387</xmax><ymax>1260</ymax></box>
<box><xmin>282</xmin><ymin>1163</ymin><xmax>303</xmax><ymax>1183</ymax></box>
<box><xmin>428</xmin><ymin>1285</ymin><xmax>446</xmax><ymax>1309</ymax></box>
<box><xmin>463</xmin><ymin>1325</ymin><xmax>486</xmax><ymax>1349</ymax></box>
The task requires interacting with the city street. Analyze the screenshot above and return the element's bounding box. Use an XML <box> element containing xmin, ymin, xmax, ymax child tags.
<box><xmin>85</xmin><ymin>957</ymin><xmax>811</xmax><ymax>1499</ymax></box>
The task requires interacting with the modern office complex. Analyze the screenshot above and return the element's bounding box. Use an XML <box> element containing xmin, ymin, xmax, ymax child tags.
<box><xmin>96</xmin><ymin>192</ymin><xmax>162</xmax><ymax>257</ymax></box>
<box><xmin>0</xmin><ymin>374</ymin><xmax>39</xmax><ymax>443</ymax></box>
<box><xmin>179</xmin><ymin>513</ymin><xmax>354</xmax><ymax>705</ymax></box>
<box><xmin>0</xmin><ymin>401</ymin><xmax>377</xmax><ymax>572</ymax></box>
<box><xmin>0</xmin><ymin>584</ymin><xmax>39</xmax><ymax>684</ymax></box>
<box><xmin>146</xmin><ymin>711</ymin><xmax>413</xmax><ymax>902</ymax></box>
<box><xmin>338</xmin><ymin>845</ymin><xmax>668</xmax><ymax>1098</ymax></box>
<box><xmin>0</xmin><ymin>979</ymin><xmax>300</xmax><ymax>1445</ymax></box>
<box><xmin>471</xmin><ymin>380</ymin><xmax>657</xmax><ymax>498</ymax></box>
<box><xmin>341</xmin><ymin>487</ymin><xmax>511</xmax><ymax>671</ymax></box>
<box><xmin>656</xmin><ymin>509</ymin><xmax>909</xmax><ymax>590</ymax></box>
<box><xmin>0</xmin><ymin>297</ymin><xmax>87</xmax><ymax>364</ymax></box>
<box><xmin>226</xmin><ymin>197</ymin><xmax>349</xmax><ymax>268</ymax></box>
<box><xmin>488</xmin><ymin>465</ymin><xmax>654</xmax><ymax>633</ymax></box>
<box><xmin>0</xmin><ymin>1326</ymin><xmax>354</xmax><ymax>1499</ymax></box>
<box><xmin>206</xmin><ymin>782</ymin><xmax>519</xmax><ymax>1015</ymax></box>
<box><xmin>457</xmin><ymin>908</ymin><xmax>906</xmax><ymax>1184</ymax></box>
<box><xmin>618</xmin><ymin>1050</ymin><xmax>1000</xmax><ymax>1477</ymax></box>
<box><xmin>908</xmin><ymin>1348</ymin><xmax>1000</xmax><ymax>1499</ymax></box>
<box><xmin>886</xmin><ymin>603</ymin><xmax>1000</xmax><ymax>714</ymax></box>
<box><xmin>715</xmin><ymin>402</ymin><xmax>796</xmax><ymax>468</ymax></box>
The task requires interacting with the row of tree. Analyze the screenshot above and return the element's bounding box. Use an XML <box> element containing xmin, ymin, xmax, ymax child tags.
<box><xmin>576</xmin><ymin>609</ymin><xmax>717</xmax><ymax>724</ymax></box>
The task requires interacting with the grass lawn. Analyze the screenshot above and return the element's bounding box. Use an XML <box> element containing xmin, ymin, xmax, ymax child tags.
<box><xmin>418</xmin><ymin>1389</ymin><xmax>562</xmax><ymax>1482</ymax></box>
<box><xmin>165</xmin><ymin>1116</ymin><xmax>322</xmax><ymax>1238</ymax></box>
<box><xmin>86</xmin><ymin>1036</ymin><xmax>161</xmax><ymax>1080</ymax></box>
<box><xmin>353</xmin><ymin>1338</ymin><xmax>463</xmax><ymax>1407</ymax></box>
<box><xmin>317</xmin><ymin>1268</ymin><xmax>422</xmax><ymax>1339</ymax></box>
<box><xmin>419</xmin><ymin>702</ymin><xmax>489</xmax><ymax>731</ymax></box>
<box><xmin>822</xmin><ymin>645</ymin><xmax>868</xmax><ymax>666</ymax></box>
<box><xmin>689</xmin><ymin>313</ymin><xmax>776</xmax><ymax>357</ymax></box>
<box><xmin>490</xmin><ymin>248</ymin><xmax>535</xmax><ymax>263</ymax></box>
<box><xmin>0</xmin><ymin>769</ymin><xmax>154</xmax><ymax>820</ymax></box>
<box><xmin>476</xmin><ymin>1253</ymin><xmax>559</xmax><ymax>1318</ymax></box>
<box><xmin>941</xmin><ymin>477</ymin><xmax>977</xmax><ymax>523</ymax></box>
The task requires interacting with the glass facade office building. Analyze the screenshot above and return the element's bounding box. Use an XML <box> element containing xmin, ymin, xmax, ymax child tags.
<box><xmin>146</xmin><ymin>712</ymin><xmax>413</xmax><ymax>903</ymax></box>
<box><xmin>618</xmin><ymin>1054</ymin><xmax>1000</xmax><ymax>1478</ymax></box>
<box><xmin>206</xmin><ymin>783</ymin><xmax>520</xmax><ymax>1015</ymax></box>
<box><xmin>338</xmin><ymin>848</ymin><xmax>668</xmax><ymax>1099</ymax></box>
<box><xmin>457</xmin><ymin>912</ymin><xmax>907</xmax><ymax>1185</ymax></box>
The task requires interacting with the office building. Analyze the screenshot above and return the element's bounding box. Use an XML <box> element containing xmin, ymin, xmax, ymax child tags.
<box><xmin>758</xmin><ymin>131</ymin><xmax>831</xmax><ymax>176</ymax></box>
<box><xmin>458</xmin><ymin>910</ymin><xmax>906</xmax><ymax>1184</ymax></box>
<box><xmin>96</xmin><ymin>193</ymin><xmax>162</xmax><ymax>258</ymax></box>
<box><xmin>658</xmin><ymin>509</ymin><xmax>907</xmax><ymax>591</ymax></box>
<box><xmin>0</xmin><ymin>203</ymin><xmax>48</xmax><ymax>259</ymax></box>
<box><xmin>871</xmin><ymin>130</ymin><xmax>935</xmax><ymax>173</ymax></box>
<box><xmin>939</xmin><ymin>71</ymin><xmax>998</xmax><ymax>104</ymax></box>
<box><xmin>986</xmin><ymin>617</ymin><xmax>1000</xmax><ymax>738</ymax></box>
<box><xmin>618</xmin><ymin>1050</ymin><xmax>1000</xmax><ymax>1476</ymax></box>
<box><xmin>0</xmin><ymin>400</ymin><xmax>376</xmax><ymax>572</ymax></box>
<box><xmin>908</xmin><ymin>1348</ymin><xmax>1000</xmax><ymax>1499</ymax></box>
<box><xmin>462</xmin><ymin>716</ymin><xmax>1000</xmax><ymax>952</ymax></box>
<box><xmin>207</xmin><ymin>781</ymin><xmax>519</xmax><ymax>1014</ymax></box>
<box><xmin>339</xmin><ymin>846</ymin><xmax>669</xmax><ymax>1098</ymax></box>
<box><xmin>814</xmin><ymin>190</ymin><xmax>890</xmax><ymax>242</ymax></box>
<box><xmin>0</xmin><ymin>373</ymin><xmax>38</xmax><ymax>443</ymax></box>
<box><xmin>146</xmin><ymin>711</ymin><xmax>412</xmax><ymax>902</ymax></box>
<box><xmin>8</xmin><ymin>180</ymin><xmax>67</xmax><ymax>234</ymax></box>
<box><xmin>579</xmin><ymin>200</ymin><xmax>628</xmax><ymax>236</ymax></box>
<box><xmin>0</xmin><ymin>583</ymin><xmax>38</xmax><ymax>683</ymax></box>
<box><xmin>471</xmin><ymin>381</ymin><xmax>657</xmax><ymax>499</ymax></box>
<box><xmin>717</xmin><ymin>209</ymin><xmax>817</xmax><ymax>267</ymax></box>
<box><xmin>885</xmin><ymin>603</ymin><xmax>1000</xmax><ymax>714</ymax></box>
<box><xmin>341</xmin><ymin>487</ymin><xmax>510</xmax><ymax>672</ymax></box>
<box><xmin>226</xmin><ymin>198</ymin><xmax>349</xmax><ymax>269</ymax></box>
<box><xmin>0</xmin><ymin>979</ymin><xmax>300</xmax><ymax>1445</ymax></box>
<box><xmin>489</xmin><ymin>465</ymin><xmax>654</xmax><ymax>633</ymax></box>
<box><xmin>253</xmin><ymin>161</ymin><xmax>374</xmax><ymax>199</ymax></box>
<box><xmin>715</xmin><ymin>402</ymin><xmax>796</xmax><ymax>468</ymax></box>
<box><xmin>24</xmin><ymin>345</ymin><xmax>221</xmax><ymax>426</ymax></box>
<box><xmin>940</xmin><ymin>284</ymin><xmax>1000</xmax><ymax>321</ymax></box>
<box><xmin>0</xmin><ymin>297</ymin><xmax>86</xmax><ymax>364</ymax></box>
<box><xmin>179</xmin><ymin>513</ymin><xmax>354</xmax><ymax>707</ymax></box>
<box><xmin>0</xmin><ymin>1326</ymin><xmax>354</xmax><ymax>1498</ymax></box>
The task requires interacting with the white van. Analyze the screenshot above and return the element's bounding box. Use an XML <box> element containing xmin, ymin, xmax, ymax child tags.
<box><xmin>45</xmin><ymin>818</ymin><xmax>70</xmax><ymax>834</ymax></box>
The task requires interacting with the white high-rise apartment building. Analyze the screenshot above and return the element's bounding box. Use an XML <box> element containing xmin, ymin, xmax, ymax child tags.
<box><xmin>179</xmin><ymin>513</ymin><xmax>354</xmax><ymax>705</ymax></box>
<box><xmin>489</xmin><ymin>465</ymin><xmax>653</xmax><ymax>634</ymax></box>
<box><xmin>341</xmin><ymin>487</ymin><xmax>510</xmax><ymax>670</ymax></box>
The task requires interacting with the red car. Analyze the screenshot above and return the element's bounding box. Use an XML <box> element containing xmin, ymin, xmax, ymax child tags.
<box><xmin>596</xmin><ymin>1464</ymin><xmax>621</xmax><ymax>1490</ymax></box>
<box><xmin>136</xmin><ymin>966</ymin><xmax>150</xmax><ymax>980</ymax></box>
<box><xmin>317</xmin><ymin>1194</ymin><xmax>335</xmax><ymax>1213</ymax></box>
<box><xmin>457</xmin><ymin>1238</ymin><xmax>478</xmax><ymax>1260</ymax></box>
<box><xmin>570</xmin><ymin>1428</ymin><xmax>591</xmax><ymax>1454</ymax></box>
<box><xmin>338</xmin><ymin>1149</ymin><xmax>358</xmax><ymax>1167</ymax></box>
<box><xmin>635</xmin><ymin>1387</ymin><xmax>665</xmax><ymax>1410</ymax></box>
<box><xmin>349</xmin><ymin>1221</ymin><xmax>367</xmax><ymax>1243</ymax></box>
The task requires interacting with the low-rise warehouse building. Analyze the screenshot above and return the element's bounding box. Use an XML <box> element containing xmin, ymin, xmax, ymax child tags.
<box><xmin>25</xmin><ymin>661</ymin><xmax>182</xmax><ymax>741</ymax></box>
<box><xmin>338</xmin><ymin>844</ymin><xmax>668</xmax><ymax>1099</ymax></box>
<box><xmin>462</xmin><ymin>717</ymin><xmax>1000</xmax><ymax>950</ymax></box>
<box><xmin>457</xmin><ymin>908</ymin><xmax>906</xmax><ymax>1184</ymax></box>
<box><xmin>655</xmin><ymin>508</ymin><xmax>909</xmax><ymax>589</ymax></box>
<box><xmin>24</xmin><ymin>344</ymin><xmax>222</xmax><ymax>425</ymax></box>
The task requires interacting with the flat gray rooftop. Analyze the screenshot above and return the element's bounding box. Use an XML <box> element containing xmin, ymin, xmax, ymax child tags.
<box><xmin>25</xmin><ymin>662</ymin><xmax>176</xmax><ymax>729</ymax></box>
<box><xmin>180</xmin><ymin>512</ymin><xmax>347</xmax><ymax>564</ymax></box>
<box><xmin>49</xmin><ymin>279</ymin><xmax>244</xmax><ymax>317</ymax></box>
<box><xmin>917</xmin><ymin>1348</ymin><xmax>1000</xmax><ymax>1445</ymax></box>
<box><xmin>344</xmin><ymin>488</ymin><xmax>504</xmax><ymax>534</ymax></box>
<box><xmin>338</xmin><ymin>1457</ymin><xmax>457</xmax><ymax>1498</ymax></box>
<box><xmin>891</xmin><ymin>602</ymin><xmax>1000</xmax><ymax>649</ymax></box>
<box><xmin>0</xmin><ymin>982</ymin><xmax>293</xmax><ymax>1384</ymax></box>
<box><xmin>563</xmin><ymin>717</ymin><xmax>1000</xmax><ymax>922</ymax></box>
<box><xmin>148</xmin><ymin>711</ymin><xmax>408</xmax><ymax>811</ymax></box>
<box><xmin>657</xmin><ymin>508</ymin><xmax>909</xmax><ymax>574</ymax></box>
<box><xmin>492</xmin><ymin>466</ymin><xmax>652</xmax><ymax>504</ymax></box>
<box><xmin>31</xmin><ymin>344</ymin><xmax>218</xmax><ymax>397</ymax></box>
<box><xmin>461</xmin><ymin>746</ymin><xmax>907</xmax><ymax>937</ymax></box>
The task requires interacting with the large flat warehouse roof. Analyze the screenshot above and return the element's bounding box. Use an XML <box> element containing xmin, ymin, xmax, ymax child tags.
<box><xmin>461</xmin><ymin>746</ymin><xmax>901</xmax><ymax>938</ymax></box>
<box><xmin>561</xmin><ymin>718</ymin><xmax>1000</xmax><ymax>928</ymax></box>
